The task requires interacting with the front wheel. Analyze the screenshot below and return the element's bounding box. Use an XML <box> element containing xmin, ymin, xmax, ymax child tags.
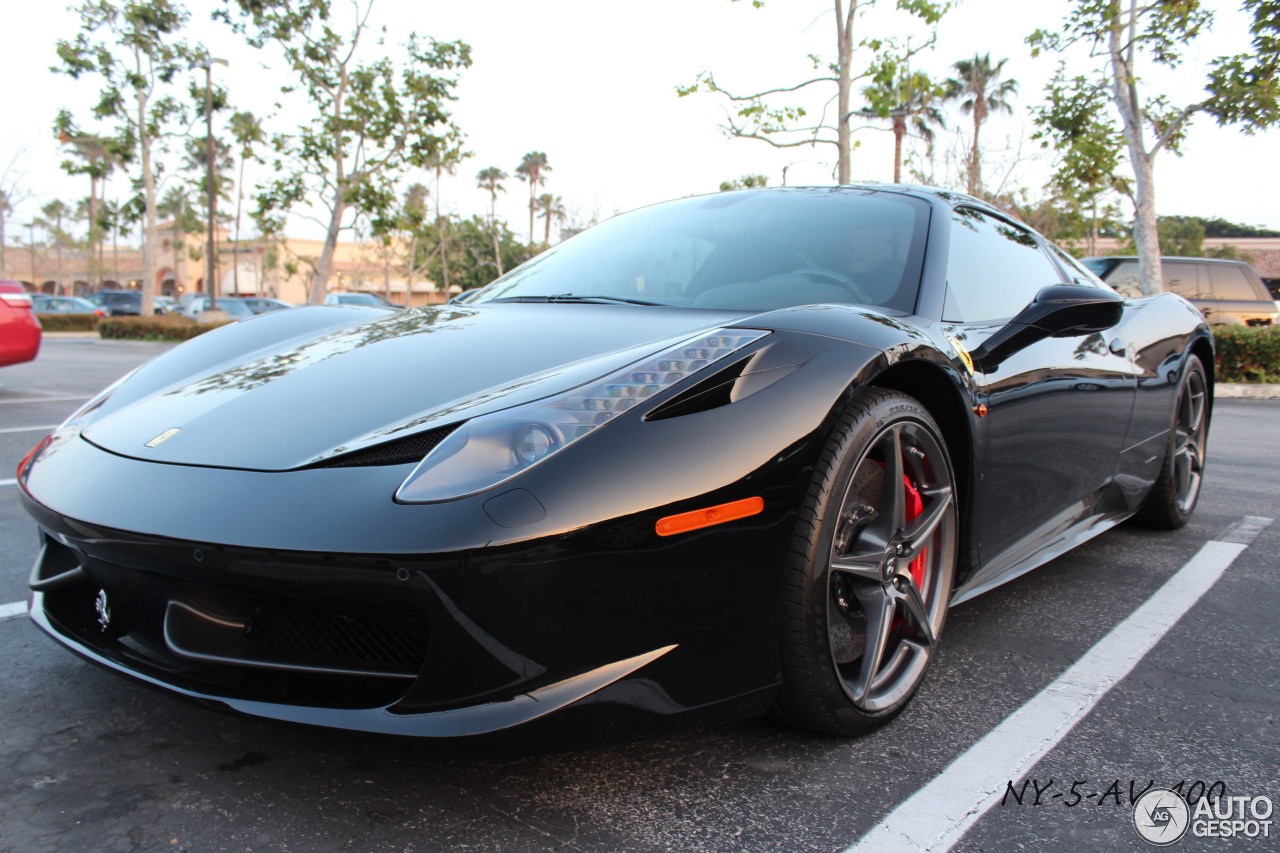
<box><xmin>1135</xmin><ymin>355</ymin><xmax>1209</xmax><ymax>529</ymax></box>
<box><xmin>772</xmin><ymin>388</ymin><xmax>958</xmax><ymax>736</ymax></box>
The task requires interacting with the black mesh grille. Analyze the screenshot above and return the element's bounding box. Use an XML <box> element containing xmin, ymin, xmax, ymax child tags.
<box><xmin>246</xmin><ymin>602</ymin><xmax>429</xmax><ymax>669</ymax></box>
<box><xmin>315</xmin><ymin>424</ymin><xmax>457</xmax><ymax>468</ymax></box>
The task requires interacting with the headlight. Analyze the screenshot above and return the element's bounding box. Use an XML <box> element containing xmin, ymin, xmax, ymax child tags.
<box><xmin>395</xmin><ymin>328</ymin><xmax>768</xmax><ymax>503</ymax></box>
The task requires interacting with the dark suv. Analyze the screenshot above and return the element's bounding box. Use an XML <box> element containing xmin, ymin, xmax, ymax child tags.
<box><xmin>1082</xmin><ymin>256</ymin><xmax>1277</xmax><ymax>326</ymax></box>
<box><xmin>86</xmin><ymin>290</ymin><xmax>143</xmax><ymax>317</ymax></box>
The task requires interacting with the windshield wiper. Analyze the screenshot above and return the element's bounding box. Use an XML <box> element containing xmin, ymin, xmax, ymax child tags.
<box><xmin>489</xmin><ymin>294</ymin><xmax>665</xmax><ymax>307</ymax></box>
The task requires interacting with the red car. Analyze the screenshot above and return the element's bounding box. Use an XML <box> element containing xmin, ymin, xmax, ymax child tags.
<box><xmin>0</xmin><ymin>281</ymin><xmax>41</xmax><ymax>367</ymax></box>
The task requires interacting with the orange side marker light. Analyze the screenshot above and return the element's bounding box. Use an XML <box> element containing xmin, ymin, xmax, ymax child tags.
<box><xmin>655</xmin><ymin>497</ymin><xmax>765</xmax><ymax>537</ymax></box>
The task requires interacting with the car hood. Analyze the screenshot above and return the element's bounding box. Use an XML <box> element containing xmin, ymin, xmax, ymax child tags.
<box><xmin>81</xmin><ymin>303</ymin><xmax>753</xmax><ymax>471</ymax></box>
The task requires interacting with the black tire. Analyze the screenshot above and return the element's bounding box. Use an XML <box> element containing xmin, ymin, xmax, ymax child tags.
<box><xmin>772</xmin><ymin>388</ymin><xmax>958</xmax><ymax>736</ymax></box>
<box><xmin>1135</xmin><ymin>355</ymin><xmax>1209</xmax><ymax>530</ymax></box>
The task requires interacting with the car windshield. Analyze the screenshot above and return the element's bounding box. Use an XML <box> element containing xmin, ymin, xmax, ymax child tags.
<box><xmin>472</xmin><ymin>189</ymin><xmax>930</xmax><ymax>313</ymax></box>
<box><xmin>336</xmin><ymin>293</ymin><xmax>391</xmax><ymax>308</ymax></box>
<box><xmin>216</xmin><ymin>300</ymin><xmax>254</xmax><ymax>317</ymax></box>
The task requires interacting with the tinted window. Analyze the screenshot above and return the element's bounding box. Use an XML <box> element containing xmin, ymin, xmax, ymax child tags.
<box><xmin>1209</xmin><ymin>264</ymin><xmax>1262</xmax><ymax>301</ymax></box>
<box><xmin>1049</xmin><ymin>245</ymin><xmax>1111</xmax><ymax>289</ymax></box>
<box><xmin>946</xmin><ymin>208</ymin><xmax>1061</xmax><ymax>322</ymax></box>
<box><xmin>474</xmin><ymin>190</ymin><xmax>931</xmax><ymax>313</ymax></box>
<box><xmin>1105</xmin><ymin>262</ymin><xmax>1143</xmax><ymax>299</ymax></box>
<box><xmin>1162</xmin><ymin>262</ymin><xmax>1201</xmax><ymax>298</ymax></box>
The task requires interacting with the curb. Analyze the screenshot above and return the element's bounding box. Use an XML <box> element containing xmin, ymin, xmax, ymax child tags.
<box><xmin>42</xmin><ymin>332</ymin><xmax>100</xmax><ymax>339</ymax></box>
<box><xmin>1215</xmin><ymin>383</ymin><xmax>1280</xmax><ymax>400</ymax></box>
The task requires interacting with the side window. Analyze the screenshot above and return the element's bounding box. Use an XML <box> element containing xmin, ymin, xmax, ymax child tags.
<box><xmin>1163</xmin><ymin>262</ymin><xmax>1202</xmax><ymax>298</ymax></box>
<box><xmin>1208</xmin><ymin>264</ymin><xmax>1262</xmax><ymax>301</ymax></box>
<box><xmin>1049</xmin><ymin>244</ymin><xmax>1112</xmax><ymax>290</ymax></box>
<box><xmin>946</xmin><ymin>208</ymin><xmax>1063</xmax><ymax>322</ymax></box>
<box><xmin>1105</xmin><ymin>261</ymin><xmax>1141</xmax><ymax>298</ymax></box>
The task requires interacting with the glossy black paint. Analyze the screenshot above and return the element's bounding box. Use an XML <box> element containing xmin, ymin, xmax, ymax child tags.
<box><xmin>19</xmin><ymin>185</ymin><xmax>1213</xmax><ymax>738</ymax></box>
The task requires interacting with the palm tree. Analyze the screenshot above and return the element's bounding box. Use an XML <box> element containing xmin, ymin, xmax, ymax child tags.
<box><xmin>537</xmin><ymin>194</ymin><xmax>566</xmax><ymax>247</ymax></box>
<box><xmin>862</xmin><ymin>70</ymin><xmax>944</xmax><ymax>184</ymax></box>
<box><xmin>426</xmin><ymin>146</ymin><xmax>467</xmax><ymax>291</ymax></box>
<box><xmin>37</xmin><ymin>200</ymin><xmax>72</xmax><ymax>294</ymax></box>
<box><xmin>514</xmin><ymin>152</ymin><xmax>551</xmax><ymax>244</ymax></box>
<box><xmin>159</xmin><ymin>186</ymin><xmax>197</xmax><ymax>294</ymax></box>
<box><xmin>229</xmin><ymin>112</ymin><xmax>265</xmax><ymax>296</ymax></box>
<box><xmin>58</xmin><ymin>127</ymin><xmax>125</xmax><ymax>288</ymax></box>
<box><xmin>943</xmin><ymin>54</ymin><xmax>1018</xmax><ymax>197</ymax></box>
<box><xmin>476</xmin><ymin>167</ymin><xmax>508</xmax><ymax>275</ymax></box>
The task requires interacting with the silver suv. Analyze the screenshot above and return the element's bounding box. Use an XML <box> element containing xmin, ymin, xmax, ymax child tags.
<box><xmin>1082</xmin><ymin>256</ymin><xmax>1277</xmax><ymax>326</ymax></box>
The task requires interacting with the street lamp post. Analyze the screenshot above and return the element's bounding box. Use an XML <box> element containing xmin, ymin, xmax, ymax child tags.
<box><xmin>198</xmin><ymin>57</ymin><xmax>228</xmax><ymax>310</ymax></box>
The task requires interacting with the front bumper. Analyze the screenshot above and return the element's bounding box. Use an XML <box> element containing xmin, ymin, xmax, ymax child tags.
<box><xmin>22</xmin><ymin>486</ymin><xmax>793</xmax><ymax>737</ymax></box>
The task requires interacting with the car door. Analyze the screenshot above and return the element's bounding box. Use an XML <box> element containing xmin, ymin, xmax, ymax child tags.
<box><xmin>942</xmin><ymin>207</ymin><xmax>1137</xmax><ymax>569</ymax></box>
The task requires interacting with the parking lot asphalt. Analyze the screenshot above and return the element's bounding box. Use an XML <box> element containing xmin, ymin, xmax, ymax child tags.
<box><xmin>1</xmin><ymin>339</ymin><xmax>1277</xmax><ymax>852</ymax></box>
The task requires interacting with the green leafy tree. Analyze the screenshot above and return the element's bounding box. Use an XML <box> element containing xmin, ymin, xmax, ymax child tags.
<box><xmin>222</xmin><ymin>0</ymin><xmax>471</xmax><ymax>304</ymax></box>
<box><xmin>1031</xmin><ymin>66</ymin><xmax>1127</xmax><ymax>256</ymax></box>
<box><xmin>476</xmin><ymin>166</ymin><xmax>508</xmax><ymax>276</ymax></box>
<box><xmin>1030</xmin><ymin>0</ymin><xmax>1280</xmax><ymax>295</ymax></box>
<box><xmin>515</xmin><ymin>151</ymin><xmax>550</xmax><ymax>243</ymax></box>
<box><xmin>942</xmin><ymin>54</ymin><xmax>1018</xmax><ymax>196</ymax></box>
<box><xmin>426</xmin><ymin>214</ymin><xmax>523</xmax><ymax>293</ymax></box>
<box><xmin>536</xmin><ymin>193</ymin><xmax>566</xmax><ymax>248</ymax></box>
<box><xmin>228</xmin><ymin>111</ymin><xmax>265</xmax><ymax>294</ymax></box>
<box><xmin>862</xmin><ymin>64</ymin><xmax>944</xmax><ymax>184</ymax></box>
<box><xmin>1156</xmin><ymin>217</ymin><xmax>1205</xmax><ymax>256</ymax></box>
<box><xmin>718</xmin><ymin>174</ymin><xmax>769</xmax><ymax>191</ymax></box>
<box><xmin>678</xmin><ymin>0</ymin><xmax>951</xmax><ymax>184</ymax></box>
<box><xmin>54</xmin><ymin>0</ymin><xmax>194</xmax><ymax>314</ymax></box>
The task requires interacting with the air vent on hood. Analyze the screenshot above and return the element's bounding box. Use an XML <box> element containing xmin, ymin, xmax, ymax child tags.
<box><xmin>313</xmin><ymin>424</ymin><xmax>458</xmax><ymax>468</ymax></box>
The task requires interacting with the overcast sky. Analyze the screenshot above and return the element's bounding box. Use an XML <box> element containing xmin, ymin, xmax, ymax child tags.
<box><xmin>2</xmin><ymin>0</ymin><xmax>1275</xmax><ymax>245</ymax></box>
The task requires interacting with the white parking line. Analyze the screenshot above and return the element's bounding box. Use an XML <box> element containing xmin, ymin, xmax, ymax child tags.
<box><xmin>846</xmin><ymin>515</ymin><xmax>1274</xmax><ymax>853</ymax></box>
<box><xmin>0</xmin><ymin>601</ymin><xmax>26</xmax><ymax>621</ymax></box>
<box><xmin>0</xmin><ymin>425</ymin><xmax>55</xmax><ymax>434</ymax></box>
<box><xmin>0</xmin><ymin>479</ymin><xmax>16</xmax><ymax>487</ymax></box>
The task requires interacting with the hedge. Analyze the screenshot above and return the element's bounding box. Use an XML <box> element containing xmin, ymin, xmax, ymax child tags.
<box><xmin>1214</xmin><ymin>325</ymin><xmax>1280</xmax><ymax>384</ymax></box>
<box><xmin>36</xmin><ymin>312</ymin><xmax>99</xmax><ymax>332</ymax></box>
<box><xmin>98</xmin><ymin>315</ymin><xmax>232</xmax><ymax>342</ymax></box>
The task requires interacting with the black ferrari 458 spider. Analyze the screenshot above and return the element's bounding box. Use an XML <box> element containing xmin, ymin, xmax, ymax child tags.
<box><xmin>18</xmin><ymin>186</ymin><xmax>1212</xmax><ymax>738</ymax></box>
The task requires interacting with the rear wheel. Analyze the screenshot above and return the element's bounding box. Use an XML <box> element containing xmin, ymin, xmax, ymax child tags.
<box><xmin>773</xmin><ymin>389</ymin><xmax>958</xmax><ymax>735</ymax></box>
<box><xmin>1136</xmin><ymin>355</ymin><xmax>1209</xmax><ymax>529</ymax></box>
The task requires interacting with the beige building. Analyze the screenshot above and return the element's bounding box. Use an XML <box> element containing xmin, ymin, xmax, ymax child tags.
<box><xmin>2</xmin><ymin>223</ymin><xmax>454</xmax><ymax>307</ymax></box>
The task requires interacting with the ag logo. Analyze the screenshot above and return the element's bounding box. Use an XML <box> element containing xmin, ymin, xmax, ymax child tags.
<box><xmin>1133</xmin><ymin>788</ymin><xmax>1189</xmax><ymax>846</ymax></box>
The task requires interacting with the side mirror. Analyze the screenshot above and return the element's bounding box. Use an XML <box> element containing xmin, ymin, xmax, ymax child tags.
<box><xmin>971</xmin><ymin>284</ymin><xmax>1123</xmax><ymax>371</ymax></box>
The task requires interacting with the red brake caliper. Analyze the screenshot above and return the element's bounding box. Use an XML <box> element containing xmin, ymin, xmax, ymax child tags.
<box><xmin>903</xmin><ymin>476</ymin><xmax>927</xmax><ymax>589</ymax></box>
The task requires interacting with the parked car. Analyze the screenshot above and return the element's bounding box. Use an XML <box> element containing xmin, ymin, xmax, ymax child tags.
<box><xmin>18</xmin><ymin>186</ymin><xmax>1214</xmax><ymax>739</ymax></box>
<box><xmin>1082</xmin><ymin>255</ymin><xmax>1278</xmax><ymax>326</ymax></box>
<box><xmin>85</xmin><ymin>290</ymin><xmax>143</xmax><ymax>317</ymax></box>
<box><xmin>32</xmin><ymin>295</ymin><xmax>106</xmax><ymax>317</ymax></box>
<box><xmin>0</xmin><ymin>281</ymin><xmax>41</xmax><ymax>367</ymax></box>
<box><xmin>324</xmin><ymin>291</ymin><xmax>405</xmax><ymax>309</ymax></box>
<box><xmin>239</xmin><ymin>297</ymin><xmax>294</xmax><ymax>314</ymax></box>
<box><xmin>180</xmin><ymin>296</ymin><xmax>256</xmax><ymax>321</ymax></box>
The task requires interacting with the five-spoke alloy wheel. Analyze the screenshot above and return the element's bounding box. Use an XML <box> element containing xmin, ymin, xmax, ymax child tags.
<box><xmin>774</xmin><ymin>388</ymin><xmax>958</xmax><ymax>734</ymax></box>
<box><xmin>1137</xmin><ymin>355</ymin><xmax>1210</xmax><ymax>529</ymax></box>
